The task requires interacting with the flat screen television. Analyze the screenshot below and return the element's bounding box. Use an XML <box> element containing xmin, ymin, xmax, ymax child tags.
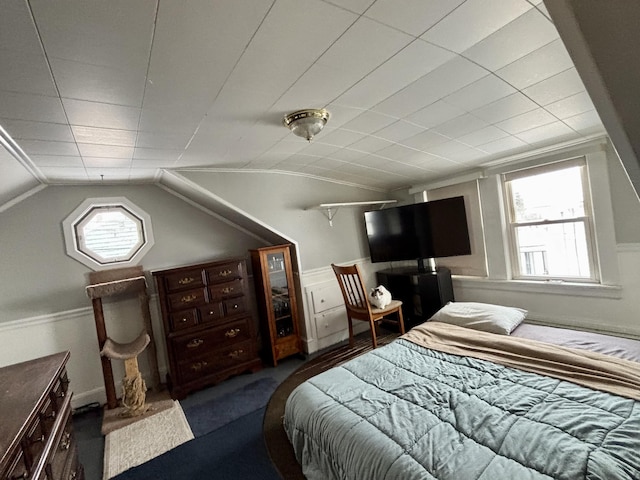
<box><xmin>364</xmin><ymin>196</ymin><xmax>471</xmax><ymax>271</ymax></box>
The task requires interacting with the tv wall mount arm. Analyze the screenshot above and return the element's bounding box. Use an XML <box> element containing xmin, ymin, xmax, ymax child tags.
<box><xmin>309</xmin><ymin>200</ymin><xmax>397</xmax><ymax>226</ymax></box>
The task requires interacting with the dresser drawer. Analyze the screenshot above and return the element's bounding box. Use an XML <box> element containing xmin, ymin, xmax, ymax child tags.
<box><xmin>45</xmin><ymin>414</ymin><xmax>75</xmax><ymax>480</ymax></box>
<box><xmin>223</xmin><ymin>297</ymin><xmax>246</xmax><ymax>316</ymax></box>
<box><xmin>39</xmin><ymin>395</ymin><xmax>58</xmax><ymax>437</ymax></box>
<box><xmin>51</xmin><ymin>372</ymin><xmax>70</xmax><ymax>410</ymax></box>
<box><xmin>198</xmin><ymin>304</ymin><xmax>223</xmax><ymax>323</ymax></box>
<box><xmin>170</xmin><ymin>317</ymin><xmax>254</xmax><ymax>360</ymax></box>
<box><xmin>204</xmin><ymin>261</ymin><xmax>241</xmax><ymax>284</ymax></box>
<box><xmin>169</xmin><ymin>309</ymin><xmax>199</xmax><ymax>331</ymax></box>
<box><xmin>176</xmin><ymin>339</ymin><xmax>257</xmax><ymax>384</ymax></box>
<box><xmin>25</xmin><ymin>413</ymin><xmax>46</xmax><ymax>465</ymax></box>
<box><xmin>208</xmin><ymin>279</ymin><xmax>243</xmax><ymax>300</ymax></box>
<box><xmin>3</xmin><ymin>446</ymin><xmax>28</xmax><ymax>480</ymax></box>
<box><xmin>167</xmin><ymin>288</ymin><xmax>207</xmax><ymax>311</ymax></box>
<box><xmin>163</xmin><ymin>269</ymin><xmax>204</xmax><ymax>292</ymax></box>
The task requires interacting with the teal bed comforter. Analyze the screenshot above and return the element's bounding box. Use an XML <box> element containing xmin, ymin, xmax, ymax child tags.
<box><xmin>284</xmin><ymin>332</ymin><xmax>640</xmax><ymax>480</ymax></box>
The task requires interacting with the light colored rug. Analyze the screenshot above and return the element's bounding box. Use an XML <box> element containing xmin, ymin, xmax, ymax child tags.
<box><xmin>103</xmin><ymin>400</ymin><xmax>194</xmax><ymax>479</ymax></box>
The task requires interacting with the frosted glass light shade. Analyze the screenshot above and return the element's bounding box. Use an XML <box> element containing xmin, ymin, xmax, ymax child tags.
<box><xmin>283</xmin><ymin>109</ymin><xmax>330</xmax><ymax>141</ymax></box>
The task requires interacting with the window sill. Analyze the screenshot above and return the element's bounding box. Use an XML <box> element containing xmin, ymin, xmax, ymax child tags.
<box><xmin>452</xmin><ymin>276</ymin><xmax>623</xmax><ymax>299</ymax></box>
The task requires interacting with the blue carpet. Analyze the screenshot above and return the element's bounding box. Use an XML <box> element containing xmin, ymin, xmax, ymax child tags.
<box><xmin>182</xmin><ymin>377</ymin><xmax>279</xmax><ymax>437</ymax></box>
<box><xmin>113</xmin><ymin>406</ymin><xmax>280</xmax><ymax>480</ymax></box>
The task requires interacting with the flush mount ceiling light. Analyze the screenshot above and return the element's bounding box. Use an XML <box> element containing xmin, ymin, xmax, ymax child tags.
<box><xmin>283</xmin><ymin>108</ymin><xmax>330</xmax><ymax>142</ymax></box>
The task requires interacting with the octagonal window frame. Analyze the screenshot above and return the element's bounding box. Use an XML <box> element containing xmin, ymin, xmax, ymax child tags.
<box><xmin>63</xmin><ymin>197</ymin><xmax>155</xmax><ymax>270</ymax></box>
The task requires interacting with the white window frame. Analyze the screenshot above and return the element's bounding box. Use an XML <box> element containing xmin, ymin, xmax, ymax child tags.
<box><xmin>62</xmin><ymin>197</ymin><xmax>155</xmax><ymax>270</ymax></box>
<box><xmin>502</xmin><ymin>157</ymin><xmax>599</xmax><ymax>283</ymax></box>
<box><xmin>463</xmin><ymin>138</ymin><xmax>621</xmax><ymax>299</ymax></box>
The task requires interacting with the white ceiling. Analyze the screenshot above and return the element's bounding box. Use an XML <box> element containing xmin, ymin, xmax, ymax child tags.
<box><xmin>0</xmin><ymin>0</ymin><xmax>606</xmax><ymax>195</ymax></box>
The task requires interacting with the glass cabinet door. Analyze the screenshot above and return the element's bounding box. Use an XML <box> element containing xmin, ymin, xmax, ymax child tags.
<box><xmin>267</xmin><ymin>252</ymin><xmax>294</xmax><ymax>338</ymax></box>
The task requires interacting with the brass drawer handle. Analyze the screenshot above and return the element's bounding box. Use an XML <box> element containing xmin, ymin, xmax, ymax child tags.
<box><xmin>231</xmin><ymin>303</ymin><xmax>239</xmax><ymax>309</ymax></box>
<box><xmin>228</xmin><ymin>349</ymin><xmax>244</xmax><ymax>359</ymax></box>
<box><xmin>221</xmin><ymin>286</ymin><xmax>233</xmax><ymax>294</ymax></box>
<box><xmin>180</xmin><ymin>317</ymin><xmax>189</xmax><ymax>323</ymax></box>
<box><xmin>225</xmin><ymin>328</ymin><xmax>241</xmax><ymax>338</ymax></box>
<box><xmin>60</xmin><ymin>431</ymin><xmax>71</xmax><ymax>451</ymax></box>
<box><xmin>190</xmin><ymin>361</ymin><xmax>208</xmax><ymax>372</ymax></box>
<box><xmin>178</xmin><ymin>277</ymin><xmax>195</xmax><ymax>285</ymax></box>
<box><xmin>219</xmin><ymin>269</ymin><xmax>233</xmax><ymax>277</ymax></box>
<box><xmin>42</xmin><ymin>410</ymin><xmax>56</xmax><ymax>420</ymax></box>
<box><xmin>31</xmin><ymin>434</ymin><xmax>45</xmax><ymax>444</ymax></box>
<box><xmin>187</xmin><ymin>338</ymin><xmax>204</xmax><ymax>348</ymax></box>
<box><xmin>208</xmin><ymin>310</ymin><xmax>217</xmax><ymax>316</ymax></box>
<box><xmin>180</xmin><ymin>294</ymin><xmax>197</xmax><ymax>303</ymax></box>
<box><xmin>10</xmin><ymin>472</ymin><xmax>28</xmax><ymax>479</ymax></box>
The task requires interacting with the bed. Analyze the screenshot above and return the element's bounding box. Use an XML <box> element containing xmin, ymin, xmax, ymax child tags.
<box><xmin>284</xmin><ymin>314</ymin><xmax>640</xmax><ymax>480</ymax></box>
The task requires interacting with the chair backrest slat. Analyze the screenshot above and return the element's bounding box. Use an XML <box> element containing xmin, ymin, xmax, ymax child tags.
<box><xmin>331</xmin><ymin>264</ymin><xmax>369</xmax><ymax>311</ymax></box>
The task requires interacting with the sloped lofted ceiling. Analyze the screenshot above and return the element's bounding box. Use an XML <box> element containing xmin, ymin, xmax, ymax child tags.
<box><xmin>0</xmin><ymin>0</ymin><xmax>608</xmax><ymax>202</ymax></box>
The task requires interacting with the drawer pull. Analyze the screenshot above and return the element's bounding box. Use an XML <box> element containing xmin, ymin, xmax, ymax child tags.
<box><xmin>10</xmin><ymin>472</ymin><xmax>28</xmax><ymax>480</ymax></box>
<box><xmin>60</xmin><ymin>431</ymin><xmax>71</xmax><ymax>451</ymax></box>
<box><xmin>187</xmin><ymin>338</ymin><xmax>204</xmax><ymax>348</ymax></box>
<box><xmin>42</xmin><ymin>410</ymin><xmax>56</xmax><ymax>420</ymax></box>
<box><xmin>31</xmin><ymin>434</ymin><xmax>45</xmax><ymax>444</ymax></box>
<box><xmin>180</xmin><ymin>294</ymin><xmax>197</xmax><ymax>303</ymax></box>
<box><xmin>180</xmin><ymin>317</ymin><xmax>188</xmax><ymax>323</ymax></box>
<box><xmin>57</xmin><ymin>390</ymin><xmax>66</xmax><ymax>399</ymax></box>
<box><xmin>228</xmin><ymin>349</ymin><xmax>244</xmax><ymax>359</ymax></box>
<box><xmin>232</xmin><ymin>304</ymin><xmax>239</xmax><ymax>309</ymax></box>
<box><xmin>69</xmin><ymin>471</ymin><xmax>78</xmax><ymax>480</ymax></box>
<box><xmin>225</xmin><ymin>328</ymin><xmax>241</xmax><ymax>338</ymax></box>
<box><xmin>219</xmin><ymin>269</ymin><xmax>233</xmax><ymax>277</ymax></box>
<box><xmin>190</xmin><ymin>361</ymin><xmax>208</xmax><ymax>372</ymax></box>
<box><xmin>221</xmin><ymin>287</ymin><xmax>233</xmax><ymax>294</ymax></box>
<box><xmin>178</xmin><ymin>277</ymin><xmax>195</xmax><ymax>285</ymax></box>
<box><xmin>208</xmin><ymin>311</ymin><xmax>217</xmax><ymax>316</ymax></box>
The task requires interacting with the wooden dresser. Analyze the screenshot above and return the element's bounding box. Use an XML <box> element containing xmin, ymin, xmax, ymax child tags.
<box><xmin>0</xmin><ymin>352</ymin><xmax>84</xmax><ymax>480</ymax></box>
<box><xmin>153</xmin><ymin>258</ymin><xmax>262</xmax><ymax>399</ymax></box>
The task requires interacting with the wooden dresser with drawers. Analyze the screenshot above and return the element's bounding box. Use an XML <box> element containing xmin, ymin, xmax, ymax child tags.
<box><xmin>0</xmin><ymin>351</ymin><xmax>84</xmax><ymax>480</ymax></box>
<box><xmin>153</xmin><ymin>257</ymin><xmax>262</xmax><ymax>399</ymax></box>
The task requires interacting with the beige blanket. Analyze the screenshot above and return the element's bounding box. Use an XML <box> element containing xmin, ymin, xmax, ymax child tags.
<box><xmin>403</xmin><ymin>322</ymin><xmax>640</xmax><ymax>401</ymax></box>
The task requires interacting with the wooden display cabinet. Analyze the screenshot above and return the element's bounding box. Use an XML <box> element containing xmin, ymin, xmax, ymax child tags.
<box><xmin>250</xmin><ymin>244</ymin><xmax>303</xmax><ymax>366</ymax></box>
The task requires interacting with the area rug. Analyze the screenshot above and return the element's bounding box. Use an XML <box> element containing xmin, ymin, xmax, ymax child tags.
<box><xmin>182</xmin><ymin>377</ymin><xmax>279</xmax><ymax>436</ymax></box>
<box><xmin>103</xmin><ymin>400</ymin><xmax>194</xmax><ymax>479</ymax></box>
<box><xmin>113</xmin><ymin>407</ymin><xmax>280</xmax><ymax>480</ymax></box>
<box><xmin>263</xmin><ymin>331</ymin><xmax>399</xmax><ymax>479</ymax></box>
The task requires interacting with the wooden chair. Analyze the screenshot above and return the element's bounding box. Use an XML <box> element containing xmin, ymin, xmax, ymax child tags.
<box><xmin>331</xmin><ymin>263</ymin><xmax>405</xmax><ymax>348</ymax></box>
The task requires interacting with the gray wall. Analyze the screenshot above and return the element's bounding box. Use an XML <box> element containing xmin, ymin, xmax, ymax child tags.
<box><xmin>179</xmin><ymin>170</ymin><xmax>407</xmax><ymax>270</ymax></box>
<box><xmin>0</xmin><ymin>184</ymin><xmax>263</xmax><ymax>323</ymax></box>
<box><xmin>608</xmin><ymin>146</ymin><xmax>640</xmax><ymax>243</ymax></box>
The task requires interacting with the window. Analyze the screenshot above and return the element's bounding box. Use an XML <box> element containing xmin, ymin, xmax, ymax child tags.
<box><xmin>503</xmin><ymin>158</ymin><xmax>597</xmax><ymax>282</ymax></box>
<box><xmin>63</xmin><ymin>197</ymin><xmax>154</xmax><ymax>270</ymax></box>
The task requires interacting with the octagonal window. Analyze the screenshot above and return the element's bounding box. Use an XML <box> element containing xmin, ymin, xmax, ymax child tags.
<box><xmin>63</xmin><ymin>197</ymin><xmax>154</xmax><ymax>270</ymax></box>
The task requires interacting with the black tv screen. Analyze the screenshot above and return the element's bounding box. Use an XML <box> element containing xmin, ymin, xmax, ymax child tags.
<box><xmin>364</xmin><ymin>196</ymin><xmax>471</xmax><ymax>264</ymax></box>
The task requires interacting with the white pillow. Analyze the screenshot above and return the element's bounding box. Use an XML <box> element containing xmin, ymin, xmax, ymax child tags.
<box><xmin>429</xmin><ymin>301</ymin><xmax>527</xmax><ymax>335</ymax></box>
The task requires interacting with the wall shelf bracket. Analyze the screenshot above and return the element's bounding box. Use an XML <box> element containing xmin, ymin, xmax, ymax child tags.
<box><xmin>308</xmin><ymin>200</ymin><xmax>397</xmax><ymax>226</ymax></box>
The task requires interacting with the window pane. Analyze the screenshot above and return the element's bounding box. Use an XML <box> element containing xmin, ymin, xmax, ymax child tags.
<box><xmin>510</xmin><ymin>166</ymin><xmax>585</xmax><ymax>222</ymax></box>
<box><xmin>514</xmin><ymin>222</ymin><xmax>591</xmax><ymax>278</ymax></box>
<box><xmin>82</xmin><ymin>210</ymin><xmax>141</xmax><ymax>260</ymax></box>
